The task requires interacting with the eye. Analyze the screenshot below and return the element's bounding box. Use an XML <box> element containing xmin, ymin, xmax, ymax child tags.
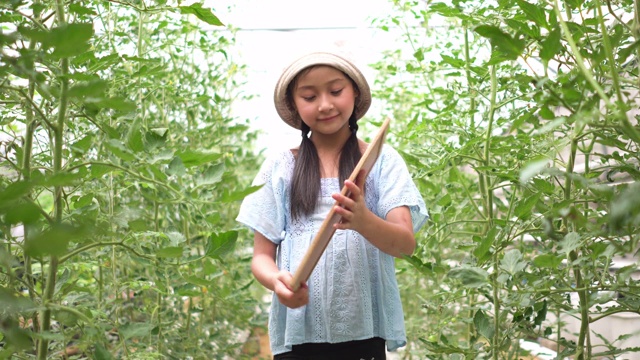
<box><xmin>331</xmin><ymin>88</ymin><xmax>343</xmax><ymax>96</ymax></box>
<box><xmin>302</xmin><ymin>95</ymin><xmax>316</xmax><ymax>102</ymax></box>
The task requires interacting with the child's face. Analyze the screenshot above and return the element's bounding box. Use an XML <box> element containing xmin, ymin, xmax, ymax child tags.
<box><xmin>292</xmin><ymin>66</ymin><xmax>358</xmax><ymax>136</ymax></box>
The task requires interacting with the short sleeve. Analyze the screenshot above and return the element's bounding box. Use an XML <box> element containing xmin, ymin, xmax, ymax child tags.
<box><xmin>236</xmin><ymin>151</ymin><xmax>289</xmax><ymax>244</ymax></box>
<box><xmin>375</xmin><ymin>145</ymin><xmax>429</xmax><ymax>233</ymax></box>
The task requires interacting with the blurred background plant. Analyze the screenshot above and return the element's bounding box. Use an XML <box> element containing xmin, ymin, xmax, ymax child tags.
<box><xmin>373</xmin><ymin>0</ymin><xmax>640</xmax><ymax>359</ymax></box>
<box><xmin>0</xmin><ymin>0</ymin><xmax>262</xmax><ymax>358</ymax></box>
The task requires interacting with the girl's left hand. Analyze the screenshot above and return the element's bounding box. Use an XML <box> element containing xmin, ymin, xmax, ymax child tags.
<box><xmin>332</xmin><ymin>171</ymin><xmax>371</xmax><ymax>232</ymax></box>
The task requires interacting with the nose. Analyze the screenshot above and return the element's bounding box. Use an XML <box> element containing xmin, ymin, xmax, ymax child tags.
<box><xmin>318</xmin><ymin>94</ymin><xmax>334</xmax><ymax>112</ymax></box>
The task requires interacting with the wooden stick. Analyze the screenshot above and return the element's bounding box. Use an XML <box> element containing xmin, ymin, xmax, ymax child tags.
<box><xmin>289</xmin><ymin>118</ymin><xmax>391</xmax><ymax>291</ymax></box>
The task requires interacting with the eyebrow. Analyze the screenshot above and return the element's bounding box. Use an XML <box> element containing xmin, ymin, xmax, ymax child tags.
<box><xmin>295</xmin><ymin>77</ymin><xmax>347</xmax><ymax>91</ymax></box>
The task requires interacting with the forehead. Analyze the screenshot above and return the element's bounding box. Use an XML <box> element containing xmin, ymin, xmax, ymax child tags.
<box><xmin>294</xmin><ymin>65</ymin><xmax>349</xmax><ymax>88</ymax></box>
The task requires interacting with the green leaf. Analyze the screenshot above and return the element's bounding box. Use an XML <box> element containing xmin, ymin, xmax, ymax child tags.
<box><xmin>120</xmin><ymin>323</ymin><xmax>153</xmax><ymax>340</ymax></box>
<box><xmin>519</xmin><ymin>158</ymin><xmax>549</xmax><ymax>184</ymax></box>
<box><xmin>155</xmin><ymin>246</ymin><xmax>184</xmax><ymax>258</ymax></box>
<box><xmin>413</xmin><ymin>49</ymin><xmax>424</xmax><ymax>62</ymax></box>
<box><xmin>535</xmin><ymin>117</ymin><xmax>566</xmax><ymax>134</ymax></box>
<box><xmin>534</xmin><ymin>300</ymin><xmax>548</xmax><ymax>326</ymax></box>
<box><xmin>105</xmin><ymin>139</ymin><xmax>136</xmax><ymax>161</ymax></box>
<box><xmin>206</xmin><ymin>231</ymin><xmax>238</xmax><ymax>259</ymax></box>
<box><xmin>505</xmin><ymin>18</ymin><xmax>539</xmax><ymax>39</ymax></box>
<box><xmin>127</xmin><ymin>120</ymin><xmax>144</xmax><ymax>152</ymax></box>
<box><xmin>0</xmin><ymin>287</ymin><xmax>36</xmax><ymax>314</ymax></box>
<box><xmin>618</xmin><ymin>39</ymin><xmax>640</xmax><ymax>62</ymax></box>
<box><xmin>176</xmin><ymin>150</ymin><xmax>222</xmax><ymax>167</ymax></box>
<box><xmin>500</xmin><ymin>249</ymin><xmax>527</xmax><ymax>274</ymax></box>
<box><xmin>69</xmin><ymin>3</ymin><xmax>97</xmax><ymax>16</ymax></box>
<box><xmin>90</xmin><ymin>163</ymin><xmax>117</xmax><ymax>178</ymax></box>
<box><xmin>474</xmin><ymin>25</ymin><xmax>525</xmax><ymax>60</ymax></box>
<box><xmin>404</xmin><ymin>255</ymin><xmax>445</xmax><ymax>276</ymax></box>
<box><xmin>179</xmin><ymin>3</ymin><xmax>224</xmax><ymax>26</ymax></box>
<box><xmin>128</xmin><ymin>219</ymin><xmax>149</xmax><ymax>232</ymax></box>
<box><xmin>92</xmin><ymin>97</ymin><xmax>136</xmax><ymax>112</ymax></box>
<box><xmin>473</xmin><ymin>227</ymin><xmax>497</xmax><ymax>263</ymax></box>
<box><xmin>34</xmin><ymin>331</ymin><xmax>65</xmax><ymax>341</ymax></box>
<box><xmin>0</xmin><ymin>181</ymin><xmax>32</xmax><ymax>205</ymax></box>
<box><xmin>540</xmin><ymin>27</ymin><xmax>562</xmax><ymax>61</ymax></box>
<box><xmin>167</xmin><ymin>157</ymin><xmax>186</xmax><ymax>176</ymax></box>
<box><xmin>4</xmin><ymin>202</ymin><xmax>42</xmax><ymax>225</ymax></box>
<box><xmin>533</xmin><ymin>254</ymin><xmax>564</xmax><ymax>268</ymax></box>
<box><xmin>48</xmin><ymin>23</ymin><xmax>93</xmax><ymax>58</ymax></box>
<box><xmin>220</xmin><ymin>184</ymin><xmax>263</xmax><ymax>203</ymax></box>
<box><xmin>68</xmin><ymin>80</ymin><xmax>107</xmax><ymax>99</ymax></box>
<box><xmin>195</xmin><ymin>163</ymin><xmax>225</xmax><ymax>186</ymax></box>
<box><xmin>71</xmin><ymin>134</ymin><xmax>94</xmax><ymax>154</ymax></box>
<box><xmin>514</xmin><ymin>193</ymin><xmax>541</xmax><ymax>219</ymax></box>
<box><xmin>40</xmin><ymin>171</ymin><xmax>84</xmax><ymax>187</ymax></box>
<box><xmin>175</xmin><ymin>285</ymin><xmax>202</xmax><ymax>297</ymax></box>
<box><xmin>619</xmin><ymin>119</ymin><xmax>640</xmax><ymax>147</ymax></box>
<box><xmin>73</xmin><ymin>193</ymin><xmax>94</xmax><ymax>208</ymax></box>
<box><xmin>144</xmin><ymin>128</ymin><xmax>168</xmax><ymax>150</ymax></box>
<box><xmin>532</xmin><ymin>178</ymin><xmax>555</xmax><ymax>195</ymax></box>
<box><xmin>610</xmin><ymin>182</ymin><xmax>640</xmax><ymax>230</ymax></box>
<box><xmin>93</xmin><ymin>343</ymin><xmax>114</xmax><ymax>360</ymax></box>
<box><xmin>1</xmin><ymin>327</ymin><xmax>32</xmax><ymax>351</ymax></box>
<box><xmin>516</xmin><ymin>0</ymin><xmax>548</xmax><ymax>29</ymax></box>
<box><xmin>447</xmin><ymin>266</ymin><xmax>489</xmax><ymax>288</ymax></box>
<box><xmin>440</xmin><ymin>54</ymin><xmax>465</xmax><ymax>68</ymax></box>
<box><xmin>538</xmin><ymin>106</ymin><xmax>556</xmax><ymax>121</ymax></box>
<box><xmin>183</xmin><ymin>274</ymin><xmax>212</xmax><ymax>287</ymax></box>
<box><xmin>559</xmin><ymin>232</ymin><xmax>581</xmax><ymax>254</ymax></box>
<box><xmin>474</xmin><ymin>310</ymin><xmax>495</xmax><ymax>340</ymax></box>
<box><xmin>24</xmin><ymin>224</ymin><xmax>85</xmax><ymax>257</ymax></box>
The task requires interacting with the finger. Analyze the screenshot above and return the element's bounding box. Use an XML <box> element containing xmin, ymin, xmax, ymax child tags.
<box><xmin>277</xmin><ymin>271</ymin><xmax>298</xmax><ymax>292</ymax></box>
<box><xmin>334</xmin><ymin>204</ymin><xmax>353</xmax><ymax>219</ymax></box>
<box><xmin>333</xmin><ymin>222</ymin><xmax>347</xmax><ymax>230</ymax></box>
<box><xmin>332</xmin><ymin>194</ymin><xmax>356</xmax><ymax>209</ymax></box>
<box><xmin>343</xmin><ymin>180</ymin><xmax>361</xmax><ymax>198</ymax></box>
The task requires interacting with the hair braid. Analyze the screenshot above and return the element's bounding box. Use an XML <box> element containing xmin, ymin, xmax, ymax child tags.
<box><xmin>291</xmin><ymin>122</ymin><xmax>321</xmax><ymax>219</ymax></box>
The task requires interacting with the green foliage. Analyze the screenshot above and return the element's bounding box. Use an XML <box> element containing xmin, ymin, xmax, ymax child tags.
<box><xmin>1</xmin><ymin>0</ymin><xmax>261</xmax><ymax>358</ymax></box>
<box><xmin>374</xmin><ymin>0</ymin><xmax>640</xmax><ymax>359</ymax></box>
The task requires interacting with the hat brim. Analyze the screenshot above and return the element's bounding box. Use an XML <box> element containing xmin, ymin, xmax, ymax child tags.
<box><xmin>274</xmin><ymin>52</ymin><xmax>372</xmax><ymax>130</ymax></box>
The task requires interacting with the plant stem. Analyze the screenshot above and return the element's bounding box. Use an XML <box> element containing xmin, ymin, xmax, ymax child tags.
<box><xmin>98</xmin><ymin>263</ymin><xmax>103</xmax><ymax>307</ymax></box>
<box><xmin>595</xmin><ymin>0</ymin><xmax>624</xmax><ymax>105</ymax></box>
<box><xmin>59</xmin><ymin>241</ymin><xmax>155</xmax><ymax>263</ymax></box>
<box><xmin>564</xmin><ymin>137</ymin><xmax>590</xmax><ymax>360</ymax></box>
<box><xmin>635</xmin><ymin>0</ymin><xmax>640</xmax><ymax>87</ymax></box>
<box><xmin>464</xmin><ymin>26</ymin><xmax>477</xmax><ymax>130</ymax></box>
<box><xmin>484</xmin><ymin>65</ymin><xmax>499</xmax><ymax>360</ymax></box>
<box><xmin>554</xmin><ymin>0</ymin><xmax>612</xmax><ymax>108</ymax></box>
<box><xmin>185</xmin><ymin>297</ymin><xmax>192</xmax><ymax>332</ymax></box>
<box><xmin>36</xmin><ymin>0</ymin><xmax>68</xmax><ymax>358</ymax></box>
<box><xmin>485</xmin><ymin>65</ymin><xmax>497</xmax><ymax>225</ymax></box>
<box><xmin>21</xmin><ymin>34</ymin><xmax>39</xmax><ymax>339</ymax></box>
<box><xmin>556</xmin><ymin>306</ymin><xmax>562</xmax><ymax>355</ymax></box>
<box><xmin>137</xmin><ymin>7</ymin><xmax>146</xmax><ymax>126</ymax></box>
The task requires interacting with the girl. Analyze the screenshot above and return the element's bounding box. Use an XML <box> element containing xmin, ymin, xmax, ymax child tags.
<box><xmin>237</xmin><ymin>52</ymin><xmax>428</xmax><ymax>360</ymax></box>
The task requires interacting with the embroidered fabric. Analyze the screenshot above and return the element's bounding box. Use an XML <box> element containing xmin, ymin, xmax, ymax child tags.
<box><xmin>236</xmin><ymin>145</ymin><xmax>428</xmax><ymax>355</ymax></box>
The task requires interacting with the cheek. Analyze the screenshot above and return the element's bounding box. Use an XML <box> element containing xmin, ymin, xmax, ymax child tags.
<box><xmin>294</xmin><ymin>102</ymin><xmax>315</xmax><ymax>117</ymax></box>
<box><xmin>338</xmin><ymin>94</ymin><xmax>357</xmax><ymax>110</ymax></box>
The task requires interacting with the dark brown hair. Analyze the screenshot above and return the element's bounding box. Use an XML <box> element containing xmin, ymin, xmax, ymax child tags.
<box><xmin>287</xmin><ymin>68</ymin><xmax>362</xmax><ymax>219</ymax></box>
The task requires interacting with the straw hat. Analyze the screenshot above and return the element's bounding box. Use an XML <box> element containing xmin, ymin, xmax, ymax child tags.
<box><xmin>273</xmin><ymin>52</ymin><xmax>372</xmax><ymax>130</ymax></box>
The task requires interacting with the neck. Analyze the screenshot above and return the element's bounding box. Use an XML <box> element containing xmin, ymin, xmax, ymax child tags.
<box><xmin>309</xmin><ymin>126</ymin><xmax>352</xmax><ymax>154</ymax></box>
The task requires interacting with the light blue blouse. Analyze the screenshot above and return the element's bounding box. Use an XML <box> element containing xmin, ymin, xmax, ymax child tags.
<box><xmin>236</xmin><ymin>145</ymin><xmax>428</xmax><ymax>355</ymax></box>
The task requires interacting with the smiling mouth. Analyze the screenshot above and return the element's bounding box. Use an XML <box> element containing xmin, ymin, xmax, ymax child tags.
<box><xmin>318</xmin><ymin>115</ymin><xmax>338</xmax><ymax>121</ymax></box>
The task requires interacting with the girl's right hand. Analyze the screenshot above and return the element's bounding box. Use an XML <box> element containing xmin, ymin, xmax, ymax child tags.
<box><xmin>273</xmin><ymin>271</ymin><xmax>309</xmax><ymax>309</ymax></box>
